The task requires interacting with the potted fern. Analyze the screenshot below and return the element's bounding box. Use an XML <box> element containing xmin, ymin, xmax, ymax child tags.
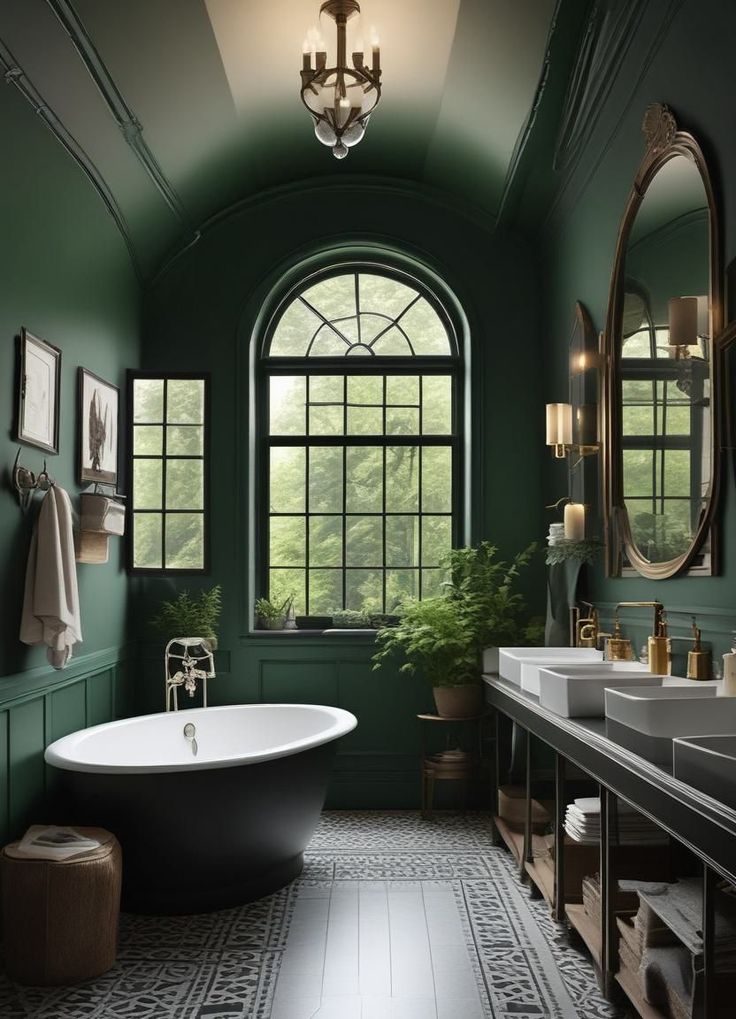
<box><xmin>373</xmin><ymin>542</ymin><xmax>540</xmax><ymax>717</ymax></box>
<box><xmin>150</xmin><ymin>585</ymin><xmax>222</xmax><ymax>649</ymax></box>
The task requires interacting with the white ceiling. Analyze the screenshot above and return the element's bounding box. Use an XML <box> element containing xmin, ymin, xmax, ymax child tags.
<box><xmin>0</xmin><ymin>0</ymin><xmax>557</xmax><ymax>276</ymax></box>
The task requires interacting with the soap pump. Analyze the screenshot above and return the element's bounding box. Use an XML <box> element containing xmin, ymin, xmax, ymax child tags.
<box><xmin>687</xmin><ymin>622</ymin><xmax>711</xmax><ymax>680</ymax></box>
<box><xmin>648</xmin><ymin>614</ymin><xmax>671</xmax><ymax>676</ymax></box>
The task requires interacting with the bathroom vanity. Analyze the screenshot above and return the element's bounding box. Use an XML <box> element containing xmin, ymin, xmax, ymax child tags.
<box><xmin>483</xmin><ymin>669</ymin><xmax>736</xmax><ymax>1018</ymax></box>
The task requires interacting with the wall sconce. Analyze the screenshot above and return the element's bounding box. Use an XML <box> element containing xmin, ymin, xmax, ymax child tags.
<box><xmin>667</xmin><ymin>296</ymin><xmax>708</xmax><ymax>359</ymax></box>
<box><xmin>546</xmin><ymin>402</ymin><xmax>599</xmax><ymax>460</ymax></box>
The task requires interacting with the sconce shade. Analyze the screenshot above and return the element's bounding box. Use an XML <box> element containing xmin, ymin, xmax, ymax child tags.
<box><xmin>668</xmin><ymin>297</ymin><xmax>699</xmax><ymax>347</ymax></box>
<box><xmin>546</xmin><ymin>403</ymin><xmax>573</xmax><ymax>446</ymax></box>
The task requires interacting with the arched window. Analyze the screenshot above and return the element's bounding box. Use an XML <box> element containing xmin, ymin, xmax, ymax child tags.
<box><xmin>259</xmin><ymin>264</ymin><xmax>461</xmax><ymax>619</ymax></box>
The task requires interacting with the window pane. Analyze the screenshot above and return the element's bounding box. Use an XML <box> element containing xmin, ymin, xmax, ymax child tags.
<box><xmin>386</xmin><ymin>515</ymin><xmax>419</xmax><ymax>567</ymax></box>
<box><xmin>166</xmin><ymin>459</ymin><xmax>203</xmax><ymax>510</ymax></box>
<box><xmin>270</xmin><ymin>447</ymin><xmax>305</xmax><ymax>513</ymax></box>
<box><xmin>421</xmin><ymin>568</ymin><xmax>446</xmax><ymax>599</ymax></box>
<box><xmin>622</xmin><ymin>405</ymin><xmax>653</xmax><ymax>436</ymax></box>
<box><xmin>165</xmin><ymin>514</ymin><xmax>204</xmax><ymax>569</ymax></box>
<box><xmin>422</xmin><ymin>447</ymin><xmax>452</xmax><ymax>511</ymax></box>
<box><xmin>359</xmin><ymin>274</ymin><xmax>418</xmax><ymax>319</ymax></box>
<box><xmin>422</xmin><ymin>376</ymin><xmax>452</xmax><ymax>434</ymax></box>
<box><xmin>371</xmin><ymin>326</ymin><xmax>412</xmax><ymax>356</ymax></box>
<box><xmin>346</xmin><ymin>569</ymin><xmax>382</xmax><ymax>612</ymax></box>
<box><xmin>346</xmin><ymin>516</ymin><xmax>383</xmax><ymax>567</ymax></box>
<box><xmin>309</xmin><ymin>516</ymin><xmax>342</xmax><ymax>566</ymax></box>
<box><xmin>623</xmin><ymin>450</ymin><xmax>653</xmax><ymax>497</ymax></box>
<box><xmin>666</xmin><ymin>406</ymin><xmax>691</xmax><ymax>435</ymax></box>
<box><xmin>134</xmin><ymin>460</ymin><xmax>162</xmax><ymax>509</ymax></box>
<box><xmin>167</xmin><ymin>379</ymin><xmax>204</xmax><ymax>423</ymax></box>
<box><xmin>309</xmin><ymin>375</ymin><xmax>344</xmax><ymax>403</ymax></box>
<box><xmin>348</xmin><ymin>406</ymin><xmax>383</xmax><ymax>435</ymax></box>
<box><xmin>663</xmin><ymin>450</ymin><xmax>690</xmax><ymax>499</ymax></box>
<box><xmin>309</xmin><ymin>405</ymin><xmax>344</xmax><ymax>435</ymax></box>
<box><xmin>309</xmin><ymin>569</ymin><xmax>342</xmax><ymax>614</ymax></box>
<box><xmin>133</xmin><ymin>379</ymin><xmax>164</xmax><ymax>422</ymax></box>
<box><xmin>270</xmin><ymin>516</ymin><xmax>306</xmax><ymax>566</ymax></box>
<box><xmin>348</xmin><ymin>375</ymin><xmax>382</xmax><ymax>404</ymax></box>
<box><xmin>386</xmin><ymin>446</ymin><xmax>419</xmax><ymax>512</ymax></box>
<box><xmin>386</xmin><ymin>407</ymin><xmax>419</xmax><ymax>435</ymax></box>
<box><xmin>270</xmin><ymin>377</ymin><xmax>306</xmax><ymax>435</ymax></box>
<box><xmin>346</xmin><ymin>447</ymin><xmax>382</xmax><ymax>512</ymax></box>
<box><xmin>422</xmin><ymin>515</ymin><xmax>452</xmax><ymax>566</ymax></box>
<box><xmin>386</xmin><ymin>569</ymin><xmax>418</xmax><ymax>611</ymax></box>
<box><xmin>310</xmin><ymin>325</ymin><xmax>350</xmax><ymax>356</ymax></box>
<box><xmin>400</xmin><ymin>298</ymin><xmax>451</xmax><ymax>354</ymax></box>
<box><xmin>133</xmin><ymin>513</ymin><xmax>162</xmax><ymax>568</ymax></box>
<box><xmin>386</xmin><ymin>376</ymin><xmax>419</xmax><ymax>404</ymax></box>
<box><xmin>270</xmin><ymin>300</ymin><xmax>323</xmax><ymax>357</ymax></box>
<box><xmin>167</xmin><ymin>425</ymin><xmax>203</xmax><ymax>455</ymax></box>
<box><xmin>310</xmin><ymin>447</ymin><xmax>343</xmax><ymax>511</ymax></box>
<box><xmin>270</xmin><ymin>568</ymin><xmax>305</xmax><ymax>615</ymax></box>
<box><xmin>134</xmin><ymin>425</ymin><xmax>162</xmax><ymax>455</ymax></box>
<box><xmin>302</xmin><ymin>274</ymin><xmax>356</xmax><ymax>321</ymax></box>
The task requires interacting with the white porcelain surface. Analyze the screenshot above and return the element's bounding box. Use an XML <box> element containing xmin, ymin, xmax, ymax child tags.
<box><xmin>44</xmin><ymin>703</ymin><xmax>358</xmax><ymax>774</ymax></box>
<box><xmin>538</xmin><ymin>666</ymin><xmax>664</xmax><ymax>718</ymax></box>
<box><xmin>673</xmin><ymin>735</ymin><xmax>736</xmax><ymax>809</ymax></box>
<box><xmin>519</xmin><ymin>655</ymin><xmax>635</xmax><ymax>696</ymax></box>
<box><xmin>604</xmin><ymin>685</ymin><xmax>736</xmax><ymax>737</ymax></box>
<box><xmin>497</xmin><ymin>647</ymin><xmax>603</xmax><ymax>686</ymax></box>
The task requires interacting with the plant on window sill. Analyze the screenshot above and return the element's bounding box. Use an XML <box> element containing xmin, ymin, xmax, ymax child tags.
<box><xmin>150</xmin><ymin>585</ymin><xmax>222</xmax><ymax>649</ymax></box>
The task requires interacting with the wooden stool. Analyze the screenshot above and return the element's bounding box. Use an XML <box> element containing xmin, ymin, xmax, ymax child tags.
<box><xmin>1</xmin><ymin>827</ymin><xmax>122</xmax><ymax>985</ymax></box>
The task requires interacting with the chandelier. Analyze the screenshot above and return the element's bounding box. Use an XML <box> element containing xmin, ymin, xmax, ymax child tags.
<box><xmin>300</xmin><ymin>0</ymin><xmax>382</xmax><ymax>159</ymax></box>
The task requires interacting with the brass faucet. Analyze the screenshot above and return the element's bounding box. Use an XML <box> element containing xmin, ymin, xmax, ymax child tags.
<box><xmin>612</xmin><ymin>602</ymin><xmax>665</xmax><ymax>669</ymax></box>
<box><xmin>574</xmin><ymin>606</ymin><xmax>612</xmax><ymax>650</ymax></box>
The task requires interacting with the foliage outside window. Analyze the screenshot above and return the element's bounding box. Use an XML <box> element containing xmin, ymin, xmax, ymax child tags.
<box><xmin>130</xmin><ymin>374</ymin><xmax>208</xmax><ymax>572</ymax></box>
<box><xmin>262</xmin><ymin>267</ymin><xmax>459</xmax><ymax>617</ymax></box>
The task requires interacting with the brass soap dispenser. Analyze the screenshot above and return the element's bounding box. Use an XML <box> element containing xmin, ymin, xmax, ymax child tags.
<box><xmin>648</xmin><ymin>614</ymin><xmax>671</xmax><ymax>676</ymax></box>
<box><xmin>606</xmin><ymin>615</ymin><xmax>634</xmax><ymax>661</ymax></box>
<box><xmin>687</xmin><ymin>623</ymin><xmax>711</xmax><ymax>681</ymax></box>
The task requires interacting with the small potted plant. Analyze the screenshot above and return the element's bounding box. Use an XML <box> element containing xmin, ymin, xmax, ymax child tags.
<box><xmin>150</xmin><ymin>585</ymin><xmax>222</xmax><ymax>649</ymax></box>
<box><xmin>255</xmin><ymin>594</ymin><xmax>294</xmax><ymax>630</ymax></box>
<box><xmin>373</xmin><ymin>542</ymin><xmax>540</xmax><ymax>717</ymax></box>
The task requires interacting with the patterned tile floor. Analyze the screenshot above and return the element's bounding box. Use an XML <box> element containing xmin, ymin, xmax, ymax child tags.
<box><xmin>0</xmin><ymin>812</ymin><xmax>631</xmax><ymax>1018</ymax></box>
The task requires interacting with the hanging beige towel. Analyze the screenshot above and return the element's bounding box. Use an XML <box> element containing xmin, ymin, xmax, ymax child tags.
<box><xmin>20</xmin><ymin>486</ymin><xmax>82</xmax><ymax>669</ymax></box>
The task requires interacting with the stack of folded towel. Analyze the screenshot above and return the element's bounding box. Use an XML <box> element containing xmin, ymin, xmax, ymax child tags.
<box><xmin>565</xmin><ymin>797</ymin><xmax>668</xmax><ymax>845</ymax></box>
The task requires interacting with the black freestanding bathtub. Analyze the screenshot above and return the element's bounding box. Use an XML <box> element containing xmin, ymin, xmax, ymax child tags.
<box><xmin>44</xmin><ymin>703</ymin><xmax>357</xmax><ymax>914</ymax></box>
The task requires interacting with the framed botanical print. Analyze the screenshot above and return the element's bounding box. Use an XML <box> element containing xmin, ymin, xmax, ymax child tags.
<box><xmin>16</xmin><ymin>328</ymin><xmax>62</xmax><ymax>454</ymax></box>
<box><xmin>78</xmin><ymin>368</ymin><xmax>119</xmax><ymax>486</ymax></box>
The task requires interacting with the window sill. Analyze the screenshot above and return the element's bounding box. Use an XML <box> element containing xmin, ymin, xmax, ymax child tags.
<box><xmin>240</xmin><ymin>628</ymin><xmax>378</xmax><ymax>644</ymax></box>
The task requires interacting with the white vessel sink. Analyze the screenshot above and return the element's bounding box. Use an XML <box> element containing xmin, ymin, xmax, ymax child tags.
<box><xmin>497</xmin><ymin>647</ymin><xmax>603</xmax><ymax>686</ymax></box>
<box><xmin>673</xmin><ymin>735</ymin><xmax>736</xmax><ymax>810</ymax></box>
<box><xmin>537</xmin><ymin>665</ymin><xmax>664</xmax><ymax>718</ymax></box>
<box><xmin>605</xmin><ymin>685</ymin><xmax>736</xmax><ymax>766</ymax></box>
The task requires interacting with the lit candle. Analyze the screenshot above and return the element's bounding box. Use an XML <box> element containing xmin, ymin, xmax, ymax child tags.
<box><xmin>564</xmin><ymin>503</ymin><xmax>585</xmax><ymax>541</ymax></box>
<box><xmin>302</xmin><ymin>39</ymin><xmax>312</xmax><ymax>71</ymax></box>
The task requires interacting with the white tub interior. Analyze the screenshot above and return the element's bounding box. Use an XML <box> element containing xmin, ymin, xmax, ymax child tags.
<box><xmin>44</xmin><ymin>703</ymin><xmax>357</xmax><ymax>774</ymax></box>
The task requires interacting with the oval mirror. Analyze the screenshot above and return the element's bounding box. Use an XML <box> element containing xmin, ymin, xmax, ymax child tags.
<box><xmin>604</xmin><ymin>104</ymin><xmax>722</xmax><ymax>578</ymax></box>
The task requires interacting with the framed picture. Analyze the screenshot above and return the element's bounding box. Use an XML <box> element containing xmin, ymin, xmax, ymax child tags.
<box><xmin>78</xmin><ymin>368</ymin><xmax>119</xmax><ymax>486</ymax></box>
<box><xmin>16</xmin><ymin>328</ymin><xmax>62</xmax><ymax>454</ymax></box>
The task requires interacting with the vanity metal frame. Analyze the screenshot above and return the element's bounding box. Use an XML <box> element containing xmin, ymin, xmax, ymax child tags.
<box><xmin>485</xmin><ymin>675</ymin><xmax>729</xmax><ymax>1016</ymax></box>
<box><xmin>602</xmin><ymin>102</ymin><xmax>724</xmax><ymax>579</ymax></box>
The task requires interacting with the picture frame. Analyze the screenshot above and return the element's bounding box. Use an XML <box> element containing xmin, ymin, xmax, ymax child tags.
<box><xmin>16</xmin><ymin>328</ymin><xmax>62</xmax><ymax>454</ymax></box>
<box><xmin>78</xmin><ymin>367</ymin><xmax>119</xmax><ymax>486</ymax></box>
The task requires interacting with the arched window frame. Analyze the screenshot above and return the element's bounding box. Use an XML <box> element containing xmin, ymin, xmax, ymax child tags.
<box><xmin>254</xmin><ymin>257</ymin><xmax>467</xmax><ymax>623</ymax></box>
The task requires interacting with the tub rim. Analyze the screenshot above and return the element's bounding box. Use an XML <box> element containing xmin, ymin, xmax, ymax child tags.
<box><xmin>44</xmin><ymin>702</ymin><xmax>357</xmax><ymax>775</ymax></box>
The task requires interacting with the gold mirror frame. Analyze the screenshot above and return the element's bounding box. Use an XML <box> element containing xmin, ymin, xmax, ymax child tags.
<box><xmin>602</xmin><ymin>103</ymin><xmax>723</xmax><ymax>579</ymax></box>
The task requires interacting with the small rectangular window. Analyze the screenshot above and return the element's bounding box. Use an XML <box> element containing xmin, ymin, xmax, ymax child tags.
<box><xmin>128</xmin><ymin>373</ymin><xmax>209</xmax><ymax>573</ymax></box>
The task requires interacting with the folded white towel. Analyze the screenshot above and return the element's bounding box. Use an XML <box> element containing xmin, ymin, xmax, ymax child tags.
<box><xmin>20</xmin><ymin>486</ymin><xmax>82</xmax><ymax>669</ymax></box>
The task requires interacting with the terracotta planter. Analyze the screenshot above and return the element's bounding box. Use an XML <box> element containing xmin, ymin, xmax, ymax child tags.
<box><xmin>433</xmin><ymin>684</ymin><xmax>484</xmax><ymax>719</ymax></box>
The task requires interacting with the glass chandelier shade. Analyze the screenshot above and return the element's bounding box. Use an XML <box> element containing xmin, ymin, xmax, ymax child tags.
<box><xmin>300</xmin><ymin>0</ymin><xmax>382</xmax><ymax>159</ymax></box>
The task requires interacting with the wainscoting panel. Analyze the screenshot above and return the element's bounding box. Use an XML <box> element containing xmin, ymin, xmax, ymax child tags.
<box><xmin>0</xmin><ymin>645</ymin><xmax>136</xmax><ymax>845</ymax></box>
<box><xmin>260</xmin><ymin>660</ymin><xmax>339</xmax><ymax>705</ymax></box>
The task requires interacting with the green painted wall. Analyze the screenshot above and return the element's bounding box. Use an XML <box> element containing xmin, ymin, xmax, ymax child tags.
<box><xmin>0</xmin><ymin>80</ymin><xmax>141</xmax><ymax>834</ymax></box>
<box><xmin>540</xmin><ymin>0</ymin><xmax>736</xmax><ymax>653</ymax></box>
<box><xmin>140</xmin><ymin>180</ymin><xmax>545</xmax><ymax>806</ymax></box>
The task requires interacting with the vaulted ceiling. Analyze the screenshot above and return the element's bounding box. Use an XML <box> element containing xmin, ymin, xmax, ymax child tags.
<box><xmin>0</xmin><ymin>0</ymin><xmax>578</xmax><ymax>279</ymax></box>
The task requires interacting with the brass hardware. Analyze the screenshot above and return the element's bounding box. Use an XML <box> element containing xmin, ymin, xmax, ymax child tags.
<box><xmin>606</xmin><ymin>615</ymin><xmax>634</xmax><ymax>662</ymax></box>
<box><xmin>686</xmin><ymin>623</ymin><xmax>712</xmax><ymax>681</ymax></box>
<box><xmin>601</xmin><ymin>103</ymin><xmax>722</xmax><ymax>579</ymax></box>
<box><xmin>648</xmin><ymin>615</ymin><xmax>671</xmax><ymax>676</ymax></box>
